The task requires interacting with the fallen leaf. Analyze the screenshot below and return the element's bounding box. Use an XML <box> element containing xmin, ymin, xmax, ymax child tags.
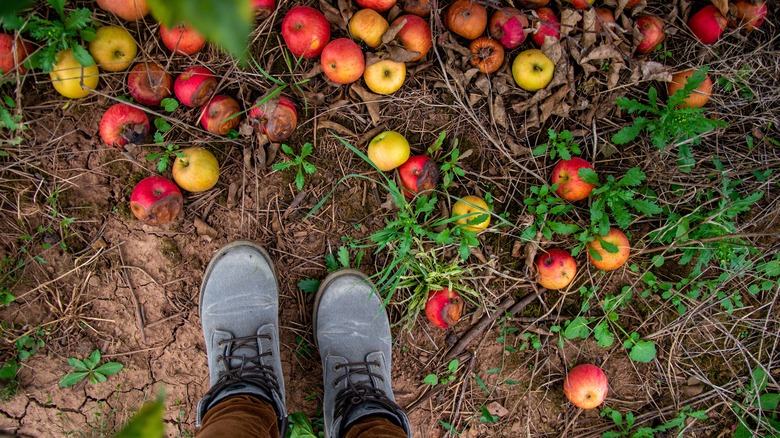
<box><xmin>540</xmin><ymin>85</ymin><xmax>571</xmax><ymax>123</ymax></box>
<box><xmin>632</xmin><ymin>60</ymin><xmax>672</xmax><ymax>82</ymax></box>
<box><xmin>385</xmin><ymin>41</ymin><xmax>422</xmax><ymax>63</ymax></box>
<box><xmin>492</xmin><ymin>95</ymin><xmax>507</xmax><ymax>129</ymax></box>
<box><xmin>350</xmin><ymin>83</ymin><xmax>382</xmax><ymax>125</ymax></box>
<box><xmin>265</xmin><ymin>142</ymin><xmax>280</xmax><ymax>168</ymax></box>
<box><xmin>194</xmin><ymin>217</ymin><xmax>218</xmax><ymax>241</ymax></box>
<box><xmin>382</xmin><ymin>17</ymin><xmax>407</xmax><ymax>44</ymax></box>
<box><xmin>487</xmin><ymin>402</ymin><xmax>509</xmax><ymax>417</ymax></box>
<box><xmin>227</xmin><ymin>182</ymin><xmax>240</xmax><ymax>208</ymax></box>
<box><xmin>560</xmin><ymin>9</ymin><xmax>582</xmax><ymax>38</ymax></box>
<box><xmin>710</xmin><ymin>0</ymin><xmax>729</xmax><ymax>17</ymax></box>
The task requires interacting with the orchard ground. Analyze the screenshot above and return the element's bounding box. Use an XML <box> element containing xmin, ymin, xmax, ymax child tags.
<box><xmin>1</xmin><ymin>1</ymin><xmax>779</xmax><ymax>437</ymax></box>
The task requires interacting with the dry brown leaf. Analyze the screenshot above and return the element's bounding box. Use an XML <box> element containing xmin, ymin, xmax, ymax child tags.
<box><xmin>580</xmin><ymin>9</ymin><xmax>597</xmax><ymax>50</ymax></box>
<box><xmin>349</xmin><ymin>83</ymin><xmax>382</xmax><ymax>125</ymax></box>
<box><xmin>385</xmin><ymin>42</ymin><xmax>421</xmax><ymax>63</ymax></box>
<box><xmin>561</xmin><ymin>9</ymin><xmax>582</xmax><ymax>38</ymax></box>
<box><xmin>632</xmin><ymin>60</ymin><xmax>672</xmax><ymax>82</ymax></box>
<box><xmin>468</xmin><ymin>93</ymin><xmax>482</xmax><ymax>106</ymax></box>
<box><xmin>540</xmin><ymin>85</ymin><xmax>571</xmax><ymax>123</ymax></box>
<box><xmin>710</xmin><ymin>0</ymin><xmax>729</xmax><ymax>17</ymax></box>
<box><xmin>238</xmin><ymin>120</ymin><xmax>254</xmax><ymax>137</ymax></box>
<box><xmin>266</xmin><ymin>142</ymin><xmax>280</xmax><ymax>168</ymax></box>
<box><xmin>254</xmin><ymin>136</ymin><xmax>267</xmax><ymax>170</ymax></box>
<box><xmin>607</xmin><ymin>61</ymin><xmax>626</xmax><ymax>88</ymax></box>
<box><xmin>504</xmin><ymin>137</ymin><xmax>528</xmax><ymax>156</ymax></box>
<box><xmin>382</xmin><ymin>17</ymin><xmax>407</xmax><ymax>44</ymax></box>
<box><xmin>319</xmin><ymin>0</ymin><xmax>346</xmax><ymax>30</ymax></box>
<box><xmin>492</xmin><ymin>95</ymin><xmax>507</xmax><ymax>129</ymax></box>
<box><xmin>304</xmin><ymin>63</ymin><xmax>323</xmax><ymax>79</ymax></box>
<box><xmin>194</xmin><ymin>218</ymin><xmax>218</xmax><ymax>241</ymax></box>
<box><xmin>227</xmin><ymin>182</ymin><xmax>240</xmax><ymax>208</ymax></box>
<box><xmin>475</xmin><ymin>74</ymin><xmax>491</xmax><ymax>95</ymax></box>
<box><xmin>317</xmin><ymin>120</ymin><xmax>356</xmax><ymax>137</ymax></box>
<box><xmin>487</xmin><ymin>402</ymin><xmax>509</xmax><ymax>417</ymax></box>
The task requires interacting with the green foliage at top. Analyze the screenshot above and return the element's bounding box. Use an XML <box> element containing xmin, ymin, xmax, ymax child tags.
<box><xmin>272</xmin><ymin>143</ymin><xmax>317</xmax><ymax>191</ymax></box>
<box><xmin>2</xmin><ymin>0</ymin><xmax>95</xmax><ymax>72</ymax></box>
<box><xmin>612</xmin><ymin>67</ymin><xmax>727</xmax><ymax>171</ymax></box>
<box><xmin>58</xmin><ymin>349</ymin><xmax>123</xmax><ymax>387</ymax></box>
<box><xmin>532</xmin><ymin>129</ymin><xmax>581</xmax><ymax>160</ymax></box>
<box><xmin>147</xmin><ymin>0</ymin><xmax>252</xmax><ymax>64</ymax></box>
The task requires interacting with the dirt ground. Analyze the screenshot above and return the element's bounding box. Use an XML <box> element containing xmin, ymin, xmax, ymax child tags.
<box><xmin>1</xmin><ymin>0</ymin><xmax>779</xmax><ymax>437</ymax></box>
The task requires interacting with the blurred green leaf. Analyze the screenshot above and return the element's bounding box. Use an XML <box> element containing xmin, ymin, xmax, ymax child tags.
<box><xmin>114</xmin><ymin>393</ymin><xmax>165</xmax><ymax>438</ymax></box>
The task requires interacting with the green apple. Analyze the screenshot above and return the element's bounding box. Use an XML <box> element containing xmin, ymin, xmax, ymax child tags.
<box><xmin>172</xmin><ymin>147</ymin><xmax>220</xmax><ymax>193</ymax></box>
<box><xmin>49</xmin><ymin>49</ymin><xmax>99</xmax><ymax>99</ymax></box>
<box><xmin>512</xmin><ymin>49</ymin><xmax>554</xmax><ymax>92</ymax></box>
<box><xmin>89</xmin><ymin>26</ymin><xmax>138</xmax><ymax>72</ymax></box>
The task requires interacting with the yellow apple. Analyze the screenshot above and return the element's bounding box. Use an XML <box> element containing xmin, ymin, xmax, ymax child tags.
<box><xmin>452</xmin><ymin>195</ymin><xmax>490</xmax><ymax>232</ymax></box>
<box><xmin>89</xmin><ymin>26</ymin><xmax>138</xmax><ymax>72</ymax></box>
<box><xmin>363</xmin><ymin>59</ymin><xmax>406</xmax><ymax>95</ymax></box>
<box><xmin>49</xmin><ymin>49</ymin><xmax>99</xmax><ymax>99</ymax></box>
<box><xmin>367</xmin><ymin>130</ymin><xmax>410</xmax><ymax>171</ymax></box>
<box><xmin>349</xmin><ymin>9</ymin><xmax>389</xmax><ymax>48</ymax></box>
<box><xmin>172</xmin><ymin>147</ymin><xmax>220</xmax><ymax>193</ymax></box>
<box><xmin>512</xmin><ymin>49</ymin><xmax>554</xmax><ymax>92</ymax></box>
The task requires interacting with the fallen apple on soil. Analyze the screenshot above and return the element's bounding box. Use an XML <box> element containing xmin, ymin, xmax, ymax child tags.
<box><xmin>729</xmin><ymin>0</ymin><xmax>767</xmax><ymax>31</ymax></box>
<box><xmin>172</xmin><ymin>147</ymin><xmax>220</xmax><ymax>193</ymax></box>
<box><xmin>634</xmin><ymin>14</ymin><xmax>665</xmax><ymax>54</ymax></box>
<box><xmin>587</xmin><ymin>228</ymin><xmax>631</xmax><ymax>271</ymax></box>
<box><xmin>392</xmin><ymin>15</ymin><xmax>433</xmax><ymax>62</ymax></box>
<box><xmin>248</xmin><ymin>95</ymin><xmax>298</xmax><ymax>143</ymax></box>
<box><xmin>667</xmin><ymin>69</ymin><xmax>712</xmax><ymax>108</ymax></box>
<box><xmin>535</xmin><ymin>248</ymin><xmax>577</xmax><ymax>290</ymax></box>
<box><xmin>563</xmin><ymin>364</ymin><xmax>609</xmax><ymax>409</ymax></box>
<box><xmin>50</xmin><ymin>49</ymin><xmax>99</xmax><ymax>99</ymax></box>
<box><xmin>96</xmin><ymin>0</ymin><xmax>149</xmax><ymax>21</ymax></box>
<box><xmin>398</xmin><ymin>155</ymin><xmax>439</xmax><ymax>198</ymax></box>
<box><xmin>532</xmin><ymin>7</ymin><xmax>560</xmax><ymax>47</ymax></box>
<box><xmin>320</xmin><ymin>38</ymin><xmax>365</xmax><ymax>85</ymax></box>
<box><xmin>127</xmin><ymin>62</ymin><xmax>173</xmax><ymax>106</ymax></box>
<box><xmin>551</xmin><ymin>157</ymin><xmax>596</xmax><ymax>201</ymax></box>
<box><xmin>160</xmin><ymin>23</ymin><xmax>207</xmax><ymax>55</ymax></box>
<box><xmin>349</xmin><ymin>8</ymin><xmax>389</xmax><ymax>49</ymax></box>
<box><xmin>512</xmin><ymin>49</ymin><xmax>554</xmax><ymax>92</ymax></box>
<box><xmin>281</xmin><ymin>6</ymin><xmax>331</xmax><ymax>59</ymax></box>
<box><xmin>129</xmin><ymin>176</ymin><xmax>183</xmax><ymax>226</ymax></box>
<box><xmin>425</xmin><ymin>288</ymin><xmax>464</xmax><ymax>329</ymax></box>
<box><xmin>0</xmin><ymin>33</ymin><xmax>33</xmax><ymax>75</ymax></box>
<box><xmin>688</xmin><ymin>6</ymin><xmax>727</xmax><ymax>45</ymax></box>
<box><xmin>469</xmin><ymin>36</ymin><xmax>504</xmax><ymax>74</ymax></box>
<box><xmin>367</xmin><ymin>130</ymin><xmax>410</xmax><ymax>171</ymax></box>
<box><xmin>99</xmin><ymin>103</ymin><xmax>149</xmax><ymax>147</ymax></box>
<box><xmin>200</xmin><ymin>95</ymin><xmax>241</xmax><ymax>136</ymax></box>
<box><xmin>363</xmin><ymin>59</ymin><xmax>406</xmax><ymax>95</ymax></box>
<box><xmin>488</xmin><ymin>8</ymin><xmax>528</xmax><ymax>50</ymax></box>
<box><xmin>452</xmin><ymin>195</ymin><xmax>491</xmax><ymax>232</ymax></box>
<box><xmin>88</xmin><ymin>26</ymin><xmax>137</xmax><ymax>72</ymax></box>
<box><xmin>174</xmin><ymin>66</ymin><xmax>217</xmax><ymax>108</ymax></box>
<box><xmin>444</xmin><ymin>0</ymin><xmax>488</xmax><ymax>40</ymax></box>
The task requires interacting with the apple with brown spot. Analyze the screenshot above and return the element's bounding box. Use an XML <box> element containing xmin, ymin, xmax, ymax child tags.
<box><xmin>99</xmin><ymin>103</ymin><xmax>149</xmax><ymax>147</ymax></box>
<box><xmin>248</xmin><ymin>95</ymin><xmax>298</xmax><ymax>143</ymax></box>
<box><xmin>130</xmin><ymin>176</ymin><xmax>183</xmax><ymax>226</ymax></box>
<box><xmin>174</xmin><ymin>66</ymin><xmax>217</xmax><ymax>108</ymax></box>
<box><xmin>425</xmin><ymin>288</ymin><xmax>464</xmax><ymax>329</ymax></box>
<box><xmin>535</xmin><ymin>248</ymin><xmax>577</xmax><ymax>290</ymax></box>
<box><xmin>127</xmin><ymin>62</ymin><xmax>173</xmax><ymax>106</ymax></box>
<box><xmin>200</xmin><ymin>95</ymin><xmax>241</xmax><ymax>136</ymax></box>
<box><xmin>635</xmin><ymin>15</ymin><xmax>665</xmax><ymax>54</ymax></box>
<box><xmin>398</xmin><ymin>155</ymin><xmax>439</xmax><ymax>198</ymax></box>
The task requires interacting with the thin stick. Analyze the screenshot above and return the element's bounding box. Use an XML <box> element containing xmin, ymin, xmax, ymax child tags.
<box><xmin>119</xmin><ymin>244</ymin><xmax>147</xmax><ymax>344</ymax></box>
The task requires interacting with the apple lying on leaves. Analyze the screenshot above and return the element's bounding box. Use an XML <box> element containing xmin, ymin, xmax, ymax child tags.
<box><xmin>130</xmin><ymin>176</ymin><xmax>183</xmax><ymax>226</ymax></box>
<box><xmin>281</xmin><ymin>6</ymin><xmax>331</xmax><ymax>59</ymax></box>
<box><xmin>363</xmin><ymin>59</ymin><xmax>406</xmax><ymax>95</ymax></box>
<box><xmin>320</xmin><ymin>38</ymin><xmax>365</xmax><ymax>85</ymax></box>
<box><xmin>248</xmin><ymin>95</ymin><xmax>298</xmax><ymax>143</ymax></box>
<box><xmin>452</xmin><ymin>195</ymin><xmax>491</xmax><ymax>232</ymax></box>
<box><xmin>488</xmin><ymin>8</ymin><xmax>528</xmax><ymax>50</ymax></box>
<box><xmin>535</xmin><ymin>248</ymin><xmax>576</xmax><ymax>290</ymax></box>
<box><xmin>159</xmin><ymin>23</ymin><xmax>207</xmax><ymax>55</ymax></box>
<box><xmin>0</xmin><ymin>33</ymin><xmax>34</xmax><ymax>75</ymax></box>
<box><xmin>512</xmin><ymin>49</ymin><xmax>554</xmax><ymax>92</ymax></box>
<box><xmin>172</xmin><ymin>147</ymin><xmax>219</xmax><ymax>193</ymax></box>
<box><xmin>200</xmin><ymin>95</ymin><xmax>241</xmax><ymax>136</ymax></box>
<box><xmin>587</xmin><ymin>227</ymin><xmax>630</xmax><ymax>271</ymax></box>
<box><xmin>688</xmin><ymin>5</ymin><xmax>727</xmax><ymax>45</ymax></box>
<box><xmin>635</xmin><ymin>15</ymin><xmax>665</xmax><ymax>54</ymax></box>
<box><xmin>551</xmin><ymin>157</ymin><xmax>596</xmax><ymax>201</ymax></box>
<box><xmin>367</xmin><ymin>130</ymin><xmax>410</xmax><ymax>171</ymax></box>
<box><xmin>398</xmin><ymin>155</ymin><xmax>439</xmax><ymax>198</ymax></box>
<box><xmin>356</xmin><ymin>0</ymin><xmax>397</xmax><ymax>13</ymax></box>
<box><xmin>174</xmin><ymin>66</ymin><xmax>217</xmax><ymax>108</ymax></box>
<box><xmin>403</xmin><ymin>0</ymin><xmax>432</xmax><ymax>17</ymax></box>
<box><xmin>532</xmin><ymin>7</ymin><xmax>560</xmax><ymax>47</ymax></box>
<box><xmin>127</xmin><ymin>62</ymin><xmax>173</xmax><ymax>106</ymax></box>
<box><xmin>730</xmin><ymin>0</ymin><xmax>767</xmax><ymax>31</ymax></box>
<box><xmin>469</xmin><ymin>36</ymin><xmax>504</xmax><ymax>74</ymax></box>
<box><xmin>563</xmin><ymin>364</ymin><xmax>609</xmax><ymax>410</ymax></box>
<box><xmin>444</xmin><ymin>0</ymin><xmax>488</xmax><ymax>40</ymax></box>
<box><xmin>349</xmin><ymin>8</ymin><xmax>389</xmax><ymax>49</ymax></box>
<box><xmin>88</xmin><ymin>25</ymin><xmax>137</xmax><ymax>72</ymax></box>
<box><xmin>667</xmin><ymin>69</ymin><xmax>712</xmax><ymax>108</ymax></box>
<box><xmin>425</xmin><ymin>288</ymin><xmax>464</xmax><ymax>329</ymax></box>
<box><xmin>99</xmin><ymin>103</ymin><xmax>149</xmax><ymax>147</ymax></box>
<box><xmin>392</xmin><ymin>15</ymin><xmax>433</xmax><ymax>62</ymax></box>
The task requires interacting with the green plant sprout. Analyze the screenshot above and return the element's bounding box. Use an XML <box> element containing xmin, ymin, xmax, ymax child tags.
<box><xmin>532</xmin><ymin>129</ymin><xmax>581</xmax><ymax>160</ymax></box>
<box><xmin>584</xmin><ymin>166</ymin><xmax>662</xmax><ymax>235</ymax></box>
<box><xmin>272</xmin><ymin>143</ymin><xmax>317</xmax><ymax>191</ymax></box>
<box><xmin>427</xmin><ymin>131</ymin><xmax>468</xmax><ymax>189</ymax></box>
<box><xmin>522</xmin><ymin>183</ymin><xmax>580</xmax><ymax>241</ymax></box>
<box><xmin>59</xmin><ymin>349</ymin><xmax>124</xmax><ymax>387</ymax></box>
<box><xmin>601</xmin><ymin>406</ymin><xmax>707</xmax><ymax>437</ymax></box>
<box><xmin>145</xmin><ymin>117</ymin><xmax>184</xmax><ymax>172</ymax></box>
<box><xmin>423</xmin><ymin>359</ymin><xmax>459</xmax><ymax>386</ymax></box>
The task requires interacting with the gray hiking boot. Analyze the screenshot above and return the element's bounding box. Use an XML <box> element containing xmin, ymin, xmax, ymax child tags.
<box><xmin>196</xmin><ymin>241</ymin><xmax>286</xmax><ymax>433</ymax></box>
<box><xmin>314</xmin><ymin>269</ymin><xmax>411</xmax><ymax>438</ymax></box>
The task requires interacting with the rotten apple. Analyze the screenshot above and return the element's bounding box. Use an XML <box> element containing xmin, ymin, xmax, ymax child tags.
<box><xmin>129</xmin><ymin>176</ymin><xmax>183</xmax><ymax>226</ymax></box>
<box><xmin>127</xmin><ymin>62</ymin><xmax>173</xmax><ymax>106</ymax></box>
<box><xmin>174</xmin><ymin>66</ymin><xmax>217</xmax><ymax>108</ymax></box>
<box><xmin>535</xmin><ymin>248</ymin><xmax>577</xmax><ymax>290</ymax></box>
<box><xmin>403</xmin><ymin>0</ymin><xmax>432</xmax><ymax>17</ymax></box>
<box><xmin>688</xmin><ymin>5</ymin><xmax>727</xmax><ymax>45</ymax></box>
<box><xmin>532</xmin><ymin>7</ymin><xmax>561</xmax><ymax>47</ymax></box>
<box><xmin>248</xmin><ymin>95</ymin><xmax>298</xmax><ymax>143</ymax></box>
<box><xmin>444</xmin><ymin>0</ymin><xmax>488</xmax><ymax>40</ymax></box>
<box><xmin>398</xmin><ymin>155</ymin><xmax>439</xmax><ymax>198</ymax></box>
<box><xmin>200</xmin><ymin>95</ymin><xmax>241</xmax><ymax>136</ymax></box>
<box><xmin>730</xmin><ymin>0</ymin><xmax>767</xmax><ymax>31</ymax></box>
<box><xmin>488</xmin><ymin>8</ymin><xmax>528</xmax><ymax>50</ymax></box>
<box><xmin>425</xmin><ymin>288</ymin><xmax>464</xmax><ymax>329</ymax></box>
<box><xmin>99</xmin><ymin>103</ymin><xmax>149</xmax><ymax>147</ymax></box>
<box><xmin>469</xmin><ymin>36</ymin><xmax>504</xmax><ymax>74</ymax></box>
<box><xmin>634</xmin><ymin>14</ymin><xmax>665</xmax><ymax>54</ymax></box>
<box><xmin>563</xmin><ymin>364</ymin><xmax>609</xmax><ymax>409</ymax></box>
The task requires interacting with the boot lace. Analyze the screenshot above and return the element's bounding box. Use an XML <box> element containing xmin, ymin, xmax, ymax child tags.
<box><xmin>203</xmin><ymin>333</ymin><xmax>281</xmax><ymax>400</ymax></box>
<box><xmin>332</xmin><ymin>360</ymin><xmax>402</xmax><ymax>422</ymax></box>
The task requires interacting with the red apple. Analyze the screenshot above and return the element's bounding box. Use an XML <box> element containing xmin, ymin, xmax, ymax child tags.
<box><xmin>398</xmin><ymin>155</ymin><xmax>439</xmax><ymax>198</ymax></box>
<box><xmin>444</xmin><ymin>0</ymin><xmax>488</xmax><ymax>40</ymax></box>
<box><xmin>349</xmin><ymin>9</ymin><xmax>389</xmax><ymax>49</ymax></box>
<box><xmin>688</xmin><ymin>5</ymin><xmax>727</xmax><ymax>45</ymax></box>
<box><xmin>96</xmin><ymin>0</ymin><xmax>150</xmax><ymax>21</ymax></box>
<box><xmin>320</xmin><ymin>38</ymin><xmax>365</xmax><ymax>85</ymax></box>
<box><xmin>535</xmin><ymin>248</ymin><xmax>577</xmax><ymax>290</ymax></box>
<box><xmin>634</xmin><ymin>14</ymin><xmax>665</xmax><ymax>54</ymax></box>
<box><xmin>587</xmin><ymin>227</ymin><xmax>630</xmax><ymax>271</ymax></box>
<box><xmin>592</xmin><ymin>8</ymin><xmax>616</xmax><ymax>34</ymax></box>
<box><xmin>129</xmin><ymin>176</ymin><xmax>183</xmax><ymax>226</ymax></box>
<box><xmin>532</xmin><ymin>7</ymin><xmax>561</xmax><ymax>47</ymax></box>
<box><xmin>174</xmin><ymin>66</ymin><xmax>217</xmax><ymax>108</ymax></box>
<box><xmin>160</xmin><ymin>23</ymin><xmax>207</xmax><ymax>55</ymax></box>
<box><xmin>99</xmin><ymin>103</ymin><xmax>149</xmax><ymax>147</ymax></box>
<box><xmin>392</xmin><ymin>15</ymin><xmax>433</xmax><ymax>62</ymax></box>
<box><xmin>518</xmin><ymin>0</ymin><xmax>550</xmax><ymax>6</ymax></box>
<box><xmin>403</xmin><ymin>0</ymin><xmax>432</xmax><ymax>17</ymax></box>
<box><xmin>564</xmin><ymin>0</ymin><xmax>595</xmax><ymax>9</ymax></box>
<box><xmin>356</xmin><ymin>0</ymin><xmax>397</xmax><ymax>13</ymax></box>
<box><xmin>730</xmin><ymin>0</ymin><xmax>767</xmax><ymax>31</ymax></box>
<box><xmin>488</xmin><ymin>8</ymin><xmax>528</xmax><ymax>50</ymax></box>
<box><xmin>200</xmin><ymin>95</ymin><xmax>241</xmax><ymax>136</ymax></box>
<box><xmin>281</xmin><ymin>6</ymin><xmax>331</xmax><ymax>59</ymax></box>
<box><xmin>248</xmin><ymin>95</ymin><xmax>298</xmax><ymax>143</ymax></box>
<box><xmin>667</xmin><ymin>69</ymin><xmax>712</xmax><ymax>108</ymax></box>
<box><xmin>127</xmin><ymin>62</ymin><xmax>173</xmax><ymax>106</ymax></box>
<box><xmin>425</xmin><ymin>288</ymin><xmax>464</xmax><ymax>329</ymax></box>
<box><xmin>563</xmin><ymin>364</ymin><xmax>609</xmax><ymax>409</ymax></box>
<box><xmin>0</xmin><ymin>33</ymin><xmax>34</xmax><ymax>75</ymax></box>
<box><xmin>253</xmin><ymin>0</ymin><xmax>275</xmax><ymax>19</ymax></box>
<box><xmin>551</xmin><ymin>158</ymin><xmax>596</xmax><ymax>202</ymax></box>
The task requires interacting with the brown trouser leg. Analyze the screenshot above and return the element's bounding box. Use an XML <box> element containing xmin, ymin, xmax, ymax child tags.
<box><xmin>197</xmin><ymin>395</ymin><xmax>279</xmax><ymax>438</ymax></box>
<box><xmin>344</xmin><ymin>416</ymin><xmax>409</xmax><ymax>438</ymax></box>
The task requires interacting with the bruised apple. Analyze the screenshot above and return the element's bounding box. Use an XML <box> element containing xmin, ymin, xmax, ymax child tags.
<box><xmin>488</xmin><ymin>8</ymin><xmax>528</xmax><ymax>50</ymax></box>
<box><xmin>532</xmin><ymin>7</ymin><xmax>560</xmax><ymax>47</ymax></box>
<box><xmin>667</xmin><ymin>69</ymin><xmax>712</xmax><ymax>108</ymax></box>
<box><xmin>551</xmin><ymin>157</ymin><xmax>596</xmax><ymax>201</ymax></box>
<box><xmin>635</xmin><ymin>15</ymin><xmax>665</xmax><ymax>54</ymax></box>
<box><xmin>587</xmin><ymin>228</ymin><xmax>630</xmax><ymax>271</ymax></box>
<box><xmin>403</xmin><ymin>0</ymin><xmax>432</xmax><ymax>17</ymax></box>
<box><xmin>159</xmin><ymin>23</ymin><xmax>207</xmax><ymax>55</ymax></box>
<box><xmin>398</xmin><ymin>155</ymin><xmax>439</xmax><ymax>198</ymax></box>
<box><xmin>248</xmin><ymin>94</ymin><xmax>298</xmax><ymax>143</ymax></box>
<box><xmin>200</xmin><ymin>95</ymin><xmax>241</xmax><ymax>136</ymax></box>
<box><xmin>425</xmin><ymin>288</ymin><xmax>464</xmax><ymax>329</ymax></box>
<box><xmin>444</xmin><ymin>0</ymin><xmax>488</xmax><ymax>40</ymax></box>
<box><xmin>535</xmin><ymin>248</ymin><xmax>577</xmax><ymax>290</ymax></box>
<box><xmin>563</xmin><ymin>364</ymin><xmax>609</xmax><ymax>409</ymax></box>
<box><xmin>127</xmin><ymin>62</ymin><xmax>173</xmax><ymax>106</ymax></box>
<box><xmin>99</xmin><ymin>103</ymin><xmax>149</xmax><ymax>147</ymax></box>
<box><xmin>469</xmin><ymin>37</ymin><xmax>504</xmax><ymax>74</ymax></box>
<box><xmin>174</xmin><ymin>66</ymin><xmax>217</xmax><ymax>108</ymax></box>
<box><xmin>130</xmin><ymin>176</ymin><xmax>183</xmax><ymax>225</ymax></box>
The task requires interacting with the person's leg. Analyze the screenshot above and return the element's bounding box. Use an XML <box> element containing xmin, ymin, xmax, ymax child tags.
<box><xmin>195</xmin><ymin>241</ymin><xmax>287</xmax><ymax>437</ymax></box>
<box><xmin>313</xmin><ymin>270</ymin><xmax>411</xmax><ymax>438</ymax></box>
